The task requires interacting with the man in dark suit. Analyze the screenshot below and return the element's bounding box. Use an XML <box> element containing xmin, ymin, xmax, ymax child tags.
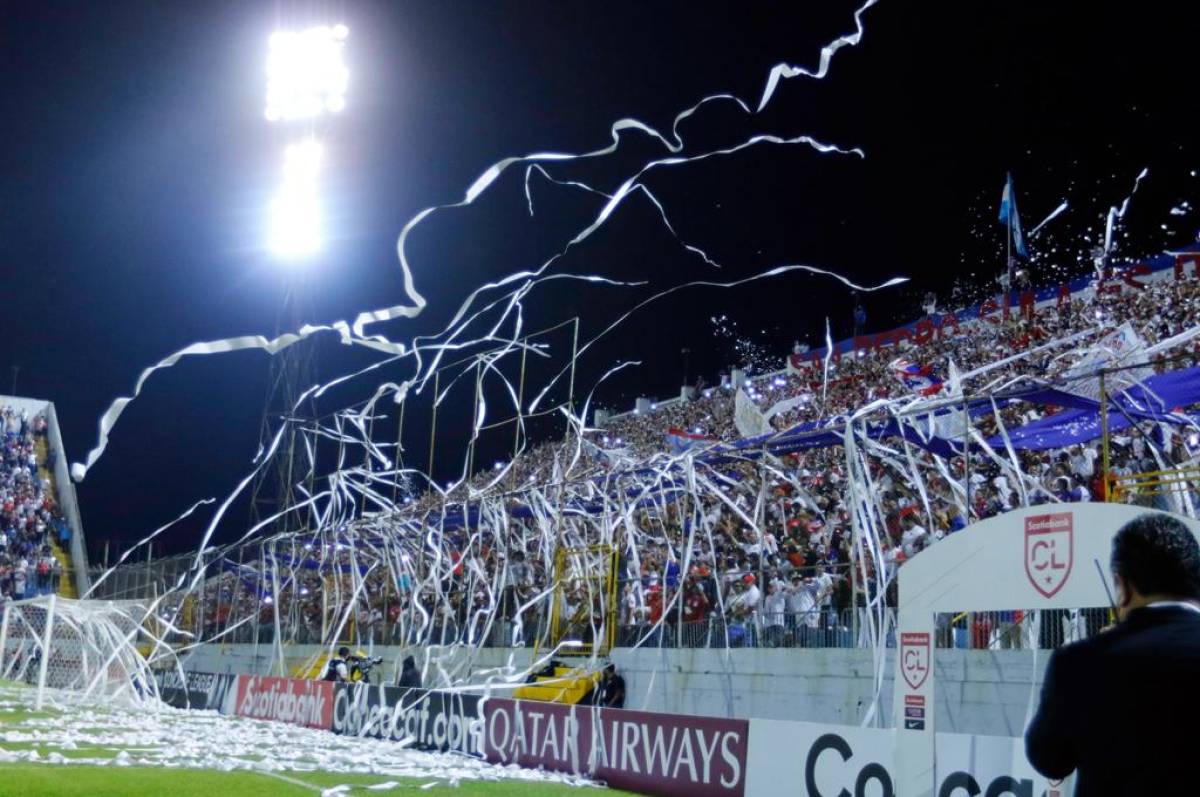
<box><xmin>1025</xmin><ymin>512</ymin><xmax>1200</xmax><ymax>795</ymax></box>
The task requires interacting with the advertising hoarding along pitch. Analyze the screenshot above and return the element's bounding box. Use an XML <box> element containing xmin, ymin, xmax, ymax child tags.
<box><xmin>482</xmin><ymin>697</ymin><xmax>747</xmax><ymax>797</ymax></box>
<box><xmin>330</xmin><ymin>683</ymin><xmax>481</xmax><ymax>756</ymax></box>
<box><xmin>153</xmin><ymin>669</ymin><xmax>238</xmax><ymax>712</ymax></box>
<box><xmin>234</xmin><ymin>675</ymin><xmax>334</xmax><ymax>730</ymax></box>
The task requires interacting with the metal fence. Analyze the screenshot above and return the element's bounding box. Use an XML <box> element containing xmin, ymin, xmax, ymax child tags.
<box><xmin>87</xmin><ymin>555</ymin><xmax>1113</xmax><ymax>654</ymax></box>
<box><xmin>933</xmin><ymin>607</ymin><xmax>1112</xmax><ymax>651</ymax></box>
<box><xmin>608</xmin><ymin>607</ymin><xmax>1112</xmax><ymax>651</ymax></box>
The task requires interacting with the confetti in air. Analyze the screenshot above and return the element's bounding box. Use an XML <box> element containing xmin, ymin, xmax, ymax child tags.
<box><xmin>53</xmin><ymin>3</ymin><xmax>1200</xmax><ymax>770</ymax></box>
<box><xmin>56</xmin><ymin>5</ymin><xmax>910</xmax><ymax>723</ymax></box>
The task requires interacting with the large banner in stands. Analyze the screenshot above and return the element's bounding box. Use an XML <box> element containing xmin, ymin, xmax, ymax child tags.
<box><xmin>234</xmin><ymin>675</ymin><xmax>334</xmax><ymax>730</ymax></box>
<box><xmin>481</xmin><ymin>698</ymin><xmax>748</xmax><ymax>797</ymax></box>
<box><xmin>744</xmin><ymin>718</ymin><xmax>1072</xmax><ymax>797</ymax></box>
<box><xmin>331</xmin><ymin>683</ymin><xmax>482</xmax><ymax>756</ymax></box>
<box><xmin>153</xmin><ymin>669</ymin><xmax>237</xmax><ymax>711</ymax></box>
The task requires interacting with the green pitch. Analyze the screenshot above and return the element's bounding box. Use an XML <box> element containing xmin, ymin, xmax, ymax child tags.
<box><xmin>0</xmin><ymin>764</ymin><xmax>617</xmax><ymax>797</ymax></box>
<box><xmin>0</xmin><ymin>685</ymin><xmax>630</xmax><ymax>797</ymax></box>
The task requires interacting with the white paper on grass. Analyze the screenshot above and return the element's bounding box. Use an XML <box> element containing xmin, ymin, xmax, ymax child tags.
<box><xmin>0</xmin><ymin>685</ymin><xmax>593</xmax><ymax>787</ymax></box>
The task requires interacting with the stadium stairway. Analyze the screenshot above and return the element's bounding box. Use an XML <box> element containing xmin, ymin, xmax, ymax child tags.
<box><xmin>33</xmin><ymin>436</ymin><xmax>78</xmax><ymax>599</ymax></box>
<box><xmin>293</xmin><ymin>651</ymin><xmax>331</xmax><ymax>680</ymax></box>
<box><xmin>512</xmin><ymin>663</ymin><xmax>603</xmax><ymax>705</ymax></box>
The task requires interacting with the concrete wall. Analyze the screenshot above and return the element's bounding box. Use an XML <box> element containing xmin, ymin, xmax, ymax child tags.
<box><xmin>180</xmin><ymin>643</ymin><xmax>1048</xmax><ymax>738</ymax></box>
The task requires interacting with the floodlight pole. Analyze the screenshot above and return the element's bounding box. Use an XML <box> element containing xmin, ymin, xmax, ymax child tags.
<box><xmin>467</xmin><ymin>358</ymin><xmax>482</xmax><ymax>476</ymax></box>
<box><xmin>360</xmin><ymin>412</ymin><xmax>375</xmax><ymax>516</ymax></box>
<box><xmin>249</xmin><ymin>277</ymin><xmax>317</xmax><ymax>537</ymax></box>
<box><xmin>427</xmin><ymin>370</ymin><xmax>440</xmax><ymax>478</ymax></box>
<box><xmin>392</xmin><ymin>398</ymin><xmax>406</xmax><ymax>505</ymax></box>
<box><xmin>513</xmin><ymin>344</ymin><xmax>528</xmax><ymax>464</ymax></box>
<box><xmin>567</xmin><ymin>317</ymin><xmax>580</xmax><ymax>414</ymax></box>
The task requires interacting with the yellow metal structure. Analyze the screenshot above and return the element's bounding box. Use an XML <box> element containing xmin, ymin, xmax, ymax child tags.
<box><xmin>513</xmin><ymin>664</ymin><xmax>603</xmax><ymax>704</ymax></box>
<box><xmin>1110</xmin><ymin>466</ymin><xmax>1200</xmax><ymax>503</ymax></box>
<box><xmin>293</xmin><ymin>652</ymin><xmax>330</xmax><ymax>680</ymax></box>
<box><xmin>541</xmin><ymin>544</ymin><xmax>619</xmax><ymax>660</ymax></box>
<box><xmin>512</xmin><ymin>543</ymin><xmax>617</xmax><ymax>704</ymax></box>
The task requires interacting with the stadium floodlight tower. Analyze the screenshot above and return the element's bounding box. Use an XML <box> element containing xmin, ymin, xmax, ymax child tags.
<box><xmin>265</xmin><ymin>24</ymin><xmax>349</xmax><ymax>123</ymax></box>
<box><xmin>249</xmin><ymin>23</ymin><xmax>349</xmax><ymax>539</ymax></box>
<box><xmin>268</xmin><ymin>138</ymin><xmax>325</xmax><ymax>258</ymax></box>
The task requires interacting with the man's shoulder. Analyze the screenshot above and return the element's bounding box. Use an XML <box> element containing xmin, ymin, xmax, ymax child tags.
<box><xmin>1052</xmin><ymin>608</ymin><xmax>1200</xmax><ymax>669</ymax></box>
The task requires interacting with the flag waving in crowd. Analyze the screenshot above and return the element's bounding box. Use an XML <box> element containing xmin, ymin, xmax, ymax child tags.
<box><xmin>665</xmin><ymin>427</ymin><xmax>715</xmax><ymax>455</ymax></box>
<box><xmin>999</xmin><ymin>172</ymin><xmax>1029</xmax><ymax>258</ymax></box>
<box><xmin>890</xmin><ymin>358</ymin><xmax>944</xmax><ymax>396</ymax></box>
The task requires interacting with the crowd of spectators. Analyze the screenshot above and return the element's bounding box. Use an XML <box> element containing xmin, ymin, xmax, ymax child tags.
<box><xmin>0</xmin><ymin>407</ymin><xmax>67</xmax><ymax>602</ymax></box>
<box><xmin>159</xmin><ymin>265</ymin><xmax>1200</xmax><ymax>653</ymax></box>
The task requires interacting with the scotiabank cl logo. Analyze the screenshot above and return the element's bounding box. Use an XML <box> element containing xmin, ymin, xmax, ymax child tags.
<box><xmin>1024</xmin><ymin>512</ymin><xmax>1073</xmax><ymax>599</ymax></box>
<box><xmin>900</xmin><ymin>632</ymin><xmax>930</xmax><ymax>691</ymax></box>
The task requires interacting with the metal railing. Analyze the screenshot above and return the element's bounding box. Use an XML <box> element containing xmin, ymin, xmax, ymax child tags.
<box><xmin>934</xmin><ymin>608</ymin><xmax>1112</xmax><ymax>650</ymax></box>
<box><xmin>611</xmin><ymin>608</ymin><xmax>878</xmax><ymax>650</ymax></box>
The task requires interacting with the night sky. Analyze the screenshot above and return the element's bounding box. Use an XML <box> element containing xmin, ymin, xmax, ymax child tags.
<box><xmin>2</xmin><ymin>2</ymin><xmax>1197</xmax><ymax>556</ymax></box>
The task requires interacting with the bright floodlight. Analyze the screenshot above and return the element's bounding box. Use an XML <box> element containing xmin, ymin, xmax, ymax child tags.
<box><xmin>268</xmin><ymin>139</ymin><xmax>324</xmax><ymax>258</ymax></box>
<box><xmin>265</xmin><ymin>24</ymin><xmax>349</xmax><ymax>122</ymax></box>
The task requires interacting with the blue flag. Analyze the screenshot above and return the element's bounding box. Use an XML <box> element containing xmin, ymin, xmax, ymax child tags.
<box><xmin>999</xmin><ymin>173</ymin><xmax>1028</xmax><ymax>258</ymax></box>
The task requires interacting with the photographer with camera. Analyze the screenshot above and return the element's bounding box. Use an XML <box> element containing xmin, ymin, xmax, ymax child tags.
<box><xmin>324</xmin><ymin>646</ymin><xmax>352</xmax><ymax>682</ymax></box>
<box><xmin>323</xmin><ymin>646</ymin><xmax>384</xmax><ymax>683</ymax></box>
<box><xmin>349</xmin><ymin>653</ymin><xmax>384</xmax><ymax>683</ymax></box>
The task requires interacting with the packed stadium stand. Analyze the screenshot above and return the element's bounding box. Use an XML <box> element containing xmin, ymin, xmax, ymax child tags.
<box><xmin>95</xmin><ymin>251</ymin><xmax>1200</xmax><ymax>663</ymax></box>
<box><xmin>0</xmin><ymin>398</ymin><xmax>88</xmax><ymax>603</ymax></box>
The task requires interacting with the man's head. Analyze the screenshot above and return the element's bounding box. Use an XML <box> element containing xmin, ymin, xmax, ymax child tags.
<box><xmin>1111</xmin><ymin>513</ymin><xmax>1200</xmax><ymax>620</ymax></box>
<box><xmin>338</xmin><ymin>646</ymin><xmax>350</xmax><ymax>658</ymax></box>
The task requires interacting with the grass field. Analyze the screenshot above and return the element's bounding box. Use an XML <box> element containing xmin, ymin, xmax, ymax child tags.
<box><xmin>0</xmin><ymin>684</ymin><xmax>629</xmax><ymax>797</ymax></box>
<box><xmin>0</xmin><ymin>764</ymin><xmax>619</xmax><ymax>797</ymax></box>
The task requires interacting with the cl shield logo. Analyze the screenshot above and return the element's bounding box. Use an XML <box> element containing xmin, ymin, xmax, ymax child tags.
<box><xmin>900</xmin><ymin>632</ymin><xmax>931</xmax><ymax>690</ymax></box>
<box><xmin>1025</xmin><ymin>512</ymin><xmax>1074</xmax><ymax>599</ymax></box>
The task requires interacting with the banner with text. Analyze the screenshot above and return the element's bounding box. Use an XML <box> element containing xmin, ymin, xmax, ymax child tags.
<box><xmin>153</xmin><ymin>669</ymin><xmax>237</xmax><ymax>712</ymax></box>
<box><xmin>331</xmin><ymin>683</ymin><xmax>482</xmax><ymax>756</ymax></box>
<box><xmin>481</xmin><ymin>697</ymin><xmax>747</xmax><ymax>797</ymax></box>
<box><xmin>744</xmin><ymin>718</ymin><xmax>1072</xmax><ymax>797</ymax></box>
<box><xmin>234</xmin><ymin>675</ymin><xmax>334</xmax><ymax>730</ymax></box>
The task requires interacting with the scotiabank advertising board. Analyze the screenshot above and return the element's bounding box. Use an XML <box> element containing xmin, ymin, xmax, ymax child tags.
<box><xmin>482</xmin><ymin>698</ymin><xmax>747</xmax><ymax>797</ymax></box>
<box><xmin>234</xmin><ymin>675</ymin><xmax>335</xmax><ymax>730</ymax></box>
<box><xmin>331</xmin><ymin>683</ymin><xmax>482</xmax><ymax>756</ymax></box>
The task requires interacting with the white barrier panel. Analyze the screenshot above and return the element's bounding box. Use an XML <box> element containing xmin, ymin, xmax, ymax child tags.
<box><xmin>745</xmin><ymin>718</ymin><xmax>1072</xmax><ymax>797</ymax></box>
<box><xmin>894</xmin><ymin>504</ymin><xmax>1200</xmax><ymax>795</ymax></box>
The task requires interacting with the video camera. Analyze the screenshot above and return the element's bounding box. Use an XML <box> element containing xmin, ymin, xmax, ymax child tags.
<box><xmin>347</xmin><ymin>654</ymin><xmax>384</xmax><ymax>683</ymax></box>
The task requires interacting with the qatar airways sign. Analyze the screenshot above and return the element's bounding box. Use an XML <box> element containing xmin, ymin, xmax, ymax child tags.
<box><xmin>482</xmin><ymin>698</ymin><xmax>747</xmax><ymax>797</ymax></box>
<box><xmin>235</xmin><ymin>675</ymin><xmax>334</xmax><ymax>730</ymax></box>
